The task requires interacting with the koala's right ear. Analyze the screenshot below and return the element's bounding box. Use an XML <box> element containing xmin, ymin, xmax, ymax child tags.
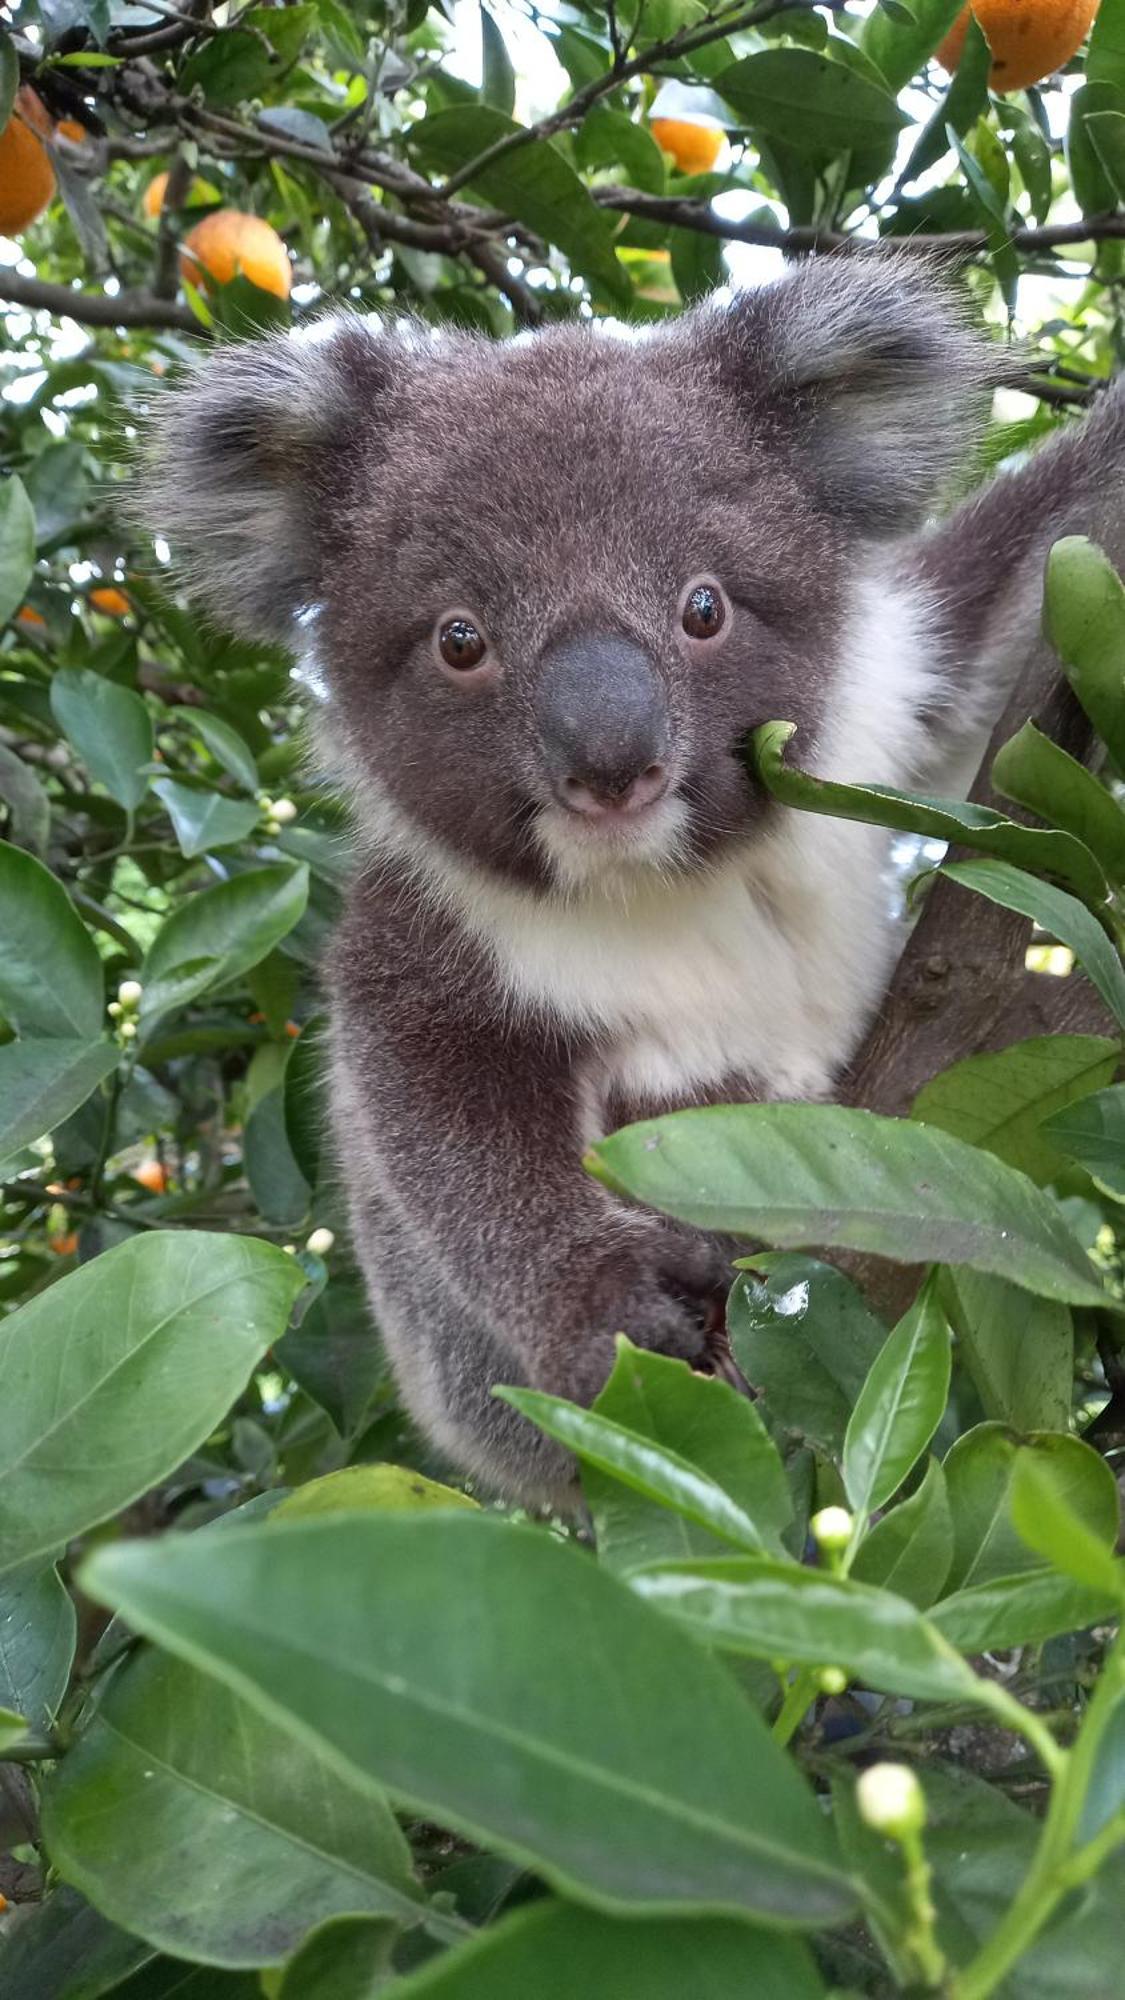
<box><xmin>141</xmin><ymin>316</ymin><xmax>396</xmax><ymax>642</ymax></box>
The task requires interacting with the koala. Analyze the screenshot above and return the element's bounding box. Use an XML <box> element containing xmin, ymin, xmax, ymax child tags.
<box><xmin>146</xmin><ymin>258</ymin><xmax>1125</xmax><ymax>1503</ymax></box>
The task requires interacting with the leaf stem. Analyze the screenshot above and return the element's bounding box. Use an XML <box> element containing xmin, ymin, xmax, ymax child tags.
<box><xmin>772</xmin><ymin>1667</ymin><xmax>820</xmax><ymax>1746</ymax></box>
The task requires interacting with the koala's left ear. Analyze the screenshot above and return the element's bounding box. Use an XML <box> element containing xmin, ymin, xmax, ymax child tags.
<box><xmin>696</xmin><ymin>258</ymin><xmax>1000</xmax><ymax>534</ymax></box>
<box><xmin>140</xmin><ymin>315</ymin><xmax>398</xmax><ymax>642</ymax></box>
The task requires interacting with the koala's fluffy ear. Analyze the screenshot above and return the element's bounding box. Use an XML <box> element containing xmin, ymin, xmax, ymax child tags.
<box><xmin>141</xmin><ymin>316</ymin><xmax>395</xmax><ymax>641</ymax></box>
<box><xmin>703</xmin><ymin>258</ymin><xmax>999</xmax><ymax>534</ymax></box>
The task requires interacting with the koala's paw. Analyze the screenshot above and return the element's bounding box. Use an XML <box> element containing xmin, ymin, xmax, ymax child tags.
<box><xmin>542</xmin><ymin>1226</ymin><xmax>732</xmax><ymax>1406</ymax></box>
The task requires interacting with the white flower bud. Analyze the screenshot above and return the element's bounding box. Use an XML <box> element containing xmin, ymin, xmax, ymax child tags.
<box><xmin>816</xmin><ymin>1665</ymin><xmax>848</xmax><ymax>1696</ymax></box>
<box><xmin>811</xmin><ymin>1506</ymin><xmax>853</xmax><ymax>1554</ymax></box>
<box><xmin>270</xmin><ymin>797</ymin><xmax>298</xmax><ymax>824</ymax></box>
<box><xmin>856</xmin><ymin>1763</ymin><xmax>926</xmax><ymax>1840</ymax></box>
<box><xmin>305</xmin><ymin>1226</ymin><xmax>335</xmax><ymax>1256</ymax></box>
<box><xmin>107</xmin><ymin>1001</ymin><xmax>122</xmax><ymax>1019</ymax></box>
<box><xmin>117</xmin><ymin>979</ymin><xmax>143</xmax><ymax>1007</ymax></box>
<box><xmin>119</xmin><ymin>1020</ymin><xmax>137</xmax><ymax>1041</ymax></box>
<box><xmin>264</xmin><ymin>819</ymin><xmax>281</xmax><ymax>837</ymax></box>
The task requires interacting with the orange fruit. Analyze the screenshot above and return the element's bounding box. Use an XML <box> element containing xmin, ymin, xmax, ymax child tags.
<box><xmin>133</xmin><ymin>1159</ymin><xmax>168</xmax><ymax>1193</ymax></box>
<box><xmin>50</xmin><ymin>1232</ymin><xmax>79</xmax><ymax>1256</ymax></box>
<box><xmin>937</xmin><ymin>0</ymin><xmax>1101</xmax><ymax>89</ymax></box>
<box><xmin>0</xmin><ymin>90</ymin><xmax>56</xmax><ymax>236</ymax></box>
<box><xmin>16</xmin><ymin>605</ymin><xmax>46</xmax><ymax>628</ymax></box>
<box><xmin>56</xmin><ymin>118</ymin><xmax>88</xmax><ymax>143</ymax></box>
<box><xmin>650</xmin><ymin>116</ymin><xmax>724</xmax><ymax>176</ymax></box>
<box><xmin>180</xmin><ymin>210</ymin><xmax>292</xmax><ymax>300</ymax></box>
<box><xmin>90</xmin><ymin>585</ymin><xmax>131</xmax><ymax>617</ymax></box>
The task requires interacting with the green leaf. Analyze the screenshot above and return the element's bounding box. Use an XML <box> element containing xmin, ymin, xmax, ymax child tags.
<box><xmin>1010</xmin><ymin>1450</ymin><xmax>1125</xmax><ymax>1597</ymax></box>
<box><xmin>897</xmin><ymin>10</ymin><xmax>989</xmax><ymax>184</ymax></box>
<box><xmin>939</xmin><ymin>1269</ymin><xmax>1074</xmax><ymax>1432</ymax></box>
<box><xmin>1067</xmin><ymin>82</ymin><xmax>1124</xmax><ymax>216</ymax></box>
<box><xmin>0</xmin><ymin>31</ymin><xmax>17</xmax><ymax>131</ymax></box>
<box><xmin>589</xmin><ymin>1103</ymin><xmax>1111</xmax><ymax>1309</ymax></box>
<box><xmin>1043</xmin><ymin>1082</ymin><xmax>1125</xmax><ymax>1199</ymax></box>
<box><xmin>0</xmin><ymin>1038</ymin><xmax>119</xmax><ymax>1158</ymax></box>
<box><xmin>753</xmin><ymin>721</ymin><xmax>1110</xmax><ymax>910</ymax></box>
<box><xmin>274</xmin><ymin>1274</ymin><xmax>386</xmax><ymax>1439</ymax></box>
<box><xmin>82</xmin><ymin>1513</ymin><xmax>856</xmax><ymax>1929</ymax></box>
<box><xmin>50</xmin><ymin>669</ymin><xmax>153</xmax><ymax>814</ymax></box>
<box><xmin>931</xmin><ymin>1569</ymin><xmax>1122</xmax><ymax>1651</ymax></box>
<box><xmin>0</xmin><ymin>1885</ymin><xmax>157</xmax><ymax>2000</ymax></box>
<box><xmin>993</xmin><ymin>721</ymin><xmax>1125</xmax><ymax>884</ymax></box>
<box><xmin>171</xmin><ymin>707</ymin><xmax>259</xmax><ymax>794</ymax></box>
<box><xmin>715</xmin><ymin>52</ymin><xmax>906</xmax><ymax>157</ymax></box>
<box><xmin>912</xmin><ymin>1034</ymin><xmax>1120</xmax><ymax>1185</ymax></box>
<box><xmin>283</xmin><ymin>1014</ymin><xmax>326</xmax><ymax>1186</ymax></box>
<box><xmin>1044</xmin><ymin>537</ymin><xmax>1125</xmax><ymax>773</ymax></box>
<box><xmin>670</xmin><ymin>224</ymin><xmax>725</xmax><ymax>302</ymax></box>
<box><xmin>0</xmin><ymin>1564</ymin><xmax>76</xmax><ymax>1733</ymax></box>
<box><xmin>152</xmin><ymin>780</ymin><xmax>260</xmax><ymax>859</ymax></box>
<box><xmin>139</xmin><ymin>863</ymin><xmax>308</xmax><ymax>1028</ymax></box>
<box><xmin>584</xmin><ymin>1341</ymin><xmax>792</xmax><ymax>1572</ymax></box>
<box><xmin>1089</xmin><ymin>0</ymin><xmax>1125</xmax><ymax>91</ymax></box>
<box><xmin>411</xmin><ymin>108</ymin><xmax>630</xmax><ymax>307</ymax></box>
<box><xmin>631</xmin><ymin>1557</ymin><xmax>997</xmax><ymax>1707</ymax></box>
<box><xmin>480</xmin><ymin>4</ymin><xmax>515</xmax><ymax>114</ymax></box>
<box><xmin>499</xmin><ymin>1382</ymin><xmax>787</xmax><ymax>1556</ymax></box>
<box><xmin>273</xmin><ymin>1464</ymin><xmax>477</xmax><ymax>1520</ymax></box>
<box><xmin>0</xmin><ymin>476</ymin><xmax>37</xmax><ymax>629</ymax></box>
<box><xmin>179</xmin><ymin>31</ymin><xmax>275</xmax><ymax>104</ymax></box>
<box><xmin>861</xmin><ymin>0</ymin><xmax>964</xmax><ymax>89</ymax></box>
<box><xmin>244</xmin><ymin>1084</ymin><xmax>310</xmax><ymax>1226</ymax></box>
<box><xmin>42</xmin><ymin>1644</ymin><xmax>423</xmax><ymax>1968</ymax></box>
<box><xmin>0</xmin><ymin>840</ymin><xmax>106</xmax><ymax>1039</ymax></box>
<box><xmin>275</xmin><ymin>1916</ymin><xmax>398</xmax><ymax>1999</ymax></box>
<box><xmin>850</xmin><ymin>1458</ymin><xmax>954</xmax><ymax>1608</ymax></box>
<box><xmin>726</xmin><ymin>1254</ymin><xmax>887</xmax><ymax>1459</ymax></box>
<box><xmin>943</xmin><ymin>858</ymin><xmax>1125</xmax><ymax>1032</ymax></box>
<box><xmin>0</xmin><ymin>1232</ymin><xmax>304</xmax><ymax>1578</ymax></box>
<box><xmin>386</xmin><ymin>1901</ymin><xmax>827</xmax><ymax>1999</ymax></box>
<box><xmin>843</xmin><ymin>1283</ymin><xmax>951</xmax><ymax>1517</ymax></box>
<box><xmin>0</xmin><ymin>738</ymin><xmax>50</xmax><ymax>855</ymax></box>
<box><xmin>944</xmin><ymin>1424</ymin><xmax>1120</xmax><ymax>1592</ymax></box>
<box><xmin>573</xmin><ymin>106</ymin><xmax>667</xmax><ymax>194</ymax></box>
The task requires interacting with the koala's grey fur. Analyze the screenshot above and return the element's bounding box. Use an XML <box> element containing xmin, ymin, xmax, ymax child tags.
<box><xmin>144</xmin><ymin>259</ymin><xmax>1125</xmax><ymax>1503</ymax></box>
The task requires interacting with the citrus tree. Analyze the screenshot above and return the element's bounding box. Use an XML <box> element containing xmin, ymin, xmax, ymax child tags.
<box><xmin>3</xmin><ymin>0</ymin><xmax>1125</xmax><ymax>1993</ymax></box>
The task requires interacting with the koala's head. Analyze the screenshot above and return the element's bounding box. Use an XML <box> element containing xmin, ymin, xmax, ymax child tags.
<box><xmin>145</xmin><ymin>259</ymin><xmax>992</xmax><ymax>897</ymax></box>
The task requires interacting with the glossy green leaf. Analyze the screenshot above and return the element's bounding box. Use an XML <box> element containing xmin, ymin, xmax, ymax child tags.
<box><xmin>1088</xmin><ymin>0</ymin><xmax>1125</xmax><ymax>90</ymax></box>
<box><xmin>50</xmin><ymin>669</ymin><xmax>153</xmax><ymax>814</ymax></box>
<box><xmin>589</xmin><ymin>1102</ymin><xmax>1111</xmax><ymax>1309</ymax></box>
<box><xmin>861</xmin><ymin>0</ymin><xmax>964</xmax><ymax>89</ymax></box>
<box><xmin>0</xmin><ymin>840</ymin><xmax>105</xmax><ymax>1038</ymax></box>
<box><xmin>480</xmin><ymin>4</ymin><xmax>515</xmax><ymax>114</ymax></box>
<box><xmin>412</xmin><ymin>108</ymin><xmax>629</xmax><ymax>306</ymax></box>
<box><xmin>171</xmin><ymin>707</ymin><xmax>259</xmax><ymax>793</ymax></box>
<box><xmin>244</xmin><ymin>1084</ymin><xmax>310</xmax><ymax>1226</ymax></box>
<box><xmin>573</xmin><ymin>106</ymin><xmax>667</xmax><ymax>194</ymax></box>
<box><xmin>0</xmin><ymin>1885</ymin><xmax>156</xmax><ymax>2000</ymax></box>
<box><xmin>993</xmin><ymin>720</ymin><xmax>1125</xmax><ymax>884</ymax></box>
<box><xmin>912</xmin><ymin>1034</ymin><xmax>1120</xmax><ymax>1185</ymax></box>
<box><xmin>499</xmin><ymin>1383</ymin><xmax>787</xmax><ymax>1557</ymax></box>
<box><xmin>0</xmin><ymin>1231</ymin><xmax>304</xmax><ymax>1577</ymax></box>
<box><xmin>139</xmin><ymin>863</ymin><xmax>308</xmax><ymax>1027</ymax></box>
<box><xmin>940</xmin><ymin>1269</ymin><xmax>1074</xmax><ymax>1431</ymax></box>
<box><xmin>387</xmin><ymin>1901</ymin><xmax>826</xmax><ymax>1999</ymax></box>
<box><xmin>0</xmin><ymin>1563</ymin><xmax>76</xmax><ymax>1732</ymax></box>
<box><xmin>82</xmin><ymin>1513</ymin><xmax>856</xmax><ymax>1928</ymax></box>
<box><xmin>0</xmin><ymin>1038</ymin><xmax>119</xmax><ymax>1157</ymax></box>
<box><xmin>1044</xmin><ymin>536</ymin><xmax>1125</xmax><ymax>773</ymax></box>
<box><xmin>274</xmin><ymin>1273</ymin><xmax>386</xmax><ymax>1439</ymax></box>
<box><xmin>715</xmin><ymin>52</ymin><xmax>906</xmax><ymax>157</ymax></box>
<box><xmin>1043</xmin><ymin>1082</ymin><xmax>1125</xmax><ymax>1199</ymax></box>
<box><xmin>273</xmin><ymin>1464</ymin><xmax>477</xmax><ymax>1519</ymax></box>
<box><xmin>0</xmin><ymin>738</ymin><xmax>50</xmax><ymax>854</ymax></box>
<box><xmin>944</xmin><ymin>1424</ymin><xmax>1120</xmax><ymax>1592</ymax></box>
<box><xmin>753</xmin><ymin>721</ymin><xmax>1109</xmax><ymax>908</ymax></box>
<box><xmin>897</xmin><ymin>10</ymin><xmax>989</xmax><ymax>184</ymax></box>
<box><xmin>726</xmin><ymin>1254</ymin><xmax>887</xmax><ymax>1459</ymax></box>
<box><xmin>179</xmin><ymin>30</ymin><xmax>275</xmax><ymax>104</ymax></box>
<box><xmin>931</xmin><ymin>1569</ymin><xmax>1122</xmax><ymax>1651</ymax></box>
<box><xmin>584</xmin><ymin>1341</ymin><xmax>792</xmax><ymax>1572</ymax></box>
<box><xmin>850</xmin><ymin>1457</ymin><xmax>954</xmax><ymax>1609</ymax></box>
<box><xmin>1010</xmin><ymin>1449</ymin><xmax>1125</xmax><ymax>1597</ymax></box>
<box><xmin>0</xmin><ymin>475</ymin><xmax>37</xmax><ymax>629</ymax></box>
<box><xmin>42</xmin><ymin>1643</ymin><xmax>423</xmax><ymax>1968</ymax></box>
<box><xmin>843</xmin><ymin>1284</ymin><xmax>951</xmax><ymax>1516</ymax></box>
<box><xmin>152</xmin><ymin>779</ymin><xmax>260</xmax><ymax>859</ymax></box>
<box><xmin>631</xmin><ymin>1557</ymin><xmax>1000</xmax><ymax>1708</ymax></box>
<box><xmin>942</xmin><ymin>858</ymin><xmax>1125</xmax><ymax>1031</ymax></box>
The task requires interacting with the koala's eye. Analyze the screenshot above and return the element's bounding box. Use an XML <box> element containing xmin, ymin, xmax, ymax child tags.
<box><xmin>681</xmin><ymin>582</ymin><xmax>726</xmax><ymax>640</ymax></box>
<box><xmin>437</xmin><ymin>617</ymin><xmax>487</xmax><ymax>672</ymax></box>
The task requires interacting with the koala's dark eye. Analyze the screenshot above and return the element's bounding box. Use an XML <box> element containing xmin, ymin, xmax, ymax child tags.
<box><xmin>437</xmin><ymin>617</ymin><xmax>487</xmax><ymax>672</ymax></box>
<box><xmin>681</xmin><ymin>583</ymin><xmax>726</xmax><ymax>640</ymax></box>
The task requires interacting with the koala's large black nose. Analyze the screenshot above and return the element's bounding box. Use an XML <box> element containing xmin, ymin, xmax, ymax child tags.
<box><xmin>536</xmin><ymin>633</ymin><xmax>671</xmax><ymax>816</ymax></box>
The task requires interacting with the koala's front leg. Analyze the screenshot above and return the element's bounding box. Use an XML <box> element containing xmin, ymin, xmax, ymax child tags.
<box><xmin>331</xmin><ymin>946</ymin><xmax>729</xmax><ymax>1412</ymax></box>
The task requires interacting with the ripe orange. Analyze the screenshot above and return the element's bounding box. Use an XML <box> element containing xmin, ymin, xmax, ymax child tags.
<box><xmin>56</xmin><ymin>118</ymin><xmax>88</xmax><ymax>143</ymax></box>
<box><xmin>937</xmin><ymin>0</ymin><xmax>1101</xmax><ymax>89</ymax></box>
<box><xmin>89</xmin><ymin>585</ymin><xmax>131</xmax><ymax>617</ymax></box>
<box><xmin>0</xmin><ymin>90</ymin><xmax>56</xmax><ymax>236</ymax></box>
<box><xmin>16</xmin><ymin>605</ymin><xmax>45</xmax><ymax>628</ymax></box>
<box><xmin>133</xmin><ymin>1159</ymin><xmax>168</xmax><ymax>1193</ymax></box>
<box><xmin>650</xmin><ymin>116</ymin><xmax>724</xmax><ymax>176</ymax></box>
<box><xmin>180</xmin><ymin>210</ymin><xmax>292</xmax><ymax>300</ymax></box>
<box><xmin>49</xmin><ymin>1232</ymin><xmax>79</xmax><ymax>1256</ymax></box>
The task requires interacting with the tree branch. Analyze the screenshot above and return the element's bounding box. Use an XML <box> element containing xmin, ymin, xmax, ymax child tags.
<box><xmin>0</xmin><ymin>270</ymin><xmax>198</xmax><ymax>331</ymax></box>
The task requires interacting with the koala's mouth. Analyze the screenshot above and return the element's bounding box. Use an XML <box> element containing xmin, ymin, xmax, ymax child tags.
<box><xmin>532</xmin><ymin>786</ymin><xmax>692</xmax><ymax>891</ymax></box>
